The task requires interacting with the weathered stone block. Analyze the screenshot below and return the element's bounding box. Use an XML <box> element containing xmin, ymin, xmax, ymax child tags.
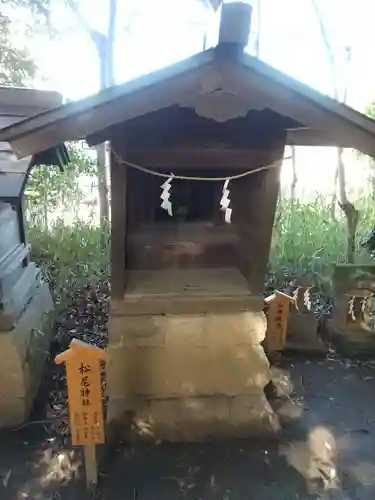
<box><xmin>165</xmin><ymin>311</ymin><xmax>267</xmax><ymax>346</ymax></box>
<box><xmin>0</xmin><ymin>395</ymin><xmax>29</xmax><ymax>428</ymax></box>
<box><xmin>229</xmin><ymin>394</ymin><xmax>280</xmax><ymax>435</ymax></box>
<box><xmin>150</xmin><ymin>396</ymin><xmax>232</xmax><ymax>441</ymax></box>
<box><xmin>0</xmin><ymin>280</ymin><xmax>53</xmax><ymax>427</ymax></box>
<box><xmin>285</xmin><ymin>312</ymin><xmax>327</xmax><ymax>353</ymax></box>
<box><xmin>106</xmin><ymin>345</ymin><xmax>136</xmax><ymax>400</ymax></box>
<box><xmin>326</xmin><ymin>316</ymin><xmax>375</xmax><ymax>357</ymax></box>
<box><xmin>111</xmin><ymin>394</ymin><xmax>280</xmax><ymax>442</ymax></box>
<box><xmin>107</xmin><ymin>343</ymin><xmax>270</xmax><ymax>398</ymax></box>
<box><xmin>107</xmin><ymin>309</ymin><xmax>277</xmax><ymax>440</ymax></box>
<box><xmin>332</xmin><ymin>264</ymin><xmax>375</xmax><ymax>297</ymax></box>
<box><xmin>110</xmin><ymin>310</ymin><xmax>267</xmax><ymax>348</ymax></box>
<box><xmin>109</xmin><ymin>314</ymin><xmax>166</xmax><ymax>347</ymax></box>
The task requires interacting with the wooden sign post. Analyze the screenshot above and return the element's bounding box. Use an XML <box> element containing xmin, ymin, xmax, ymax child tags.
<box><xmin>55</xmin><ymin>339</ymin><xmax>107</xmax><ymax>490</ymax></box>
<box><xmin>264</xmin><ymin>291</ymin><xmax>295</xmax><ymax>352</ymax></box>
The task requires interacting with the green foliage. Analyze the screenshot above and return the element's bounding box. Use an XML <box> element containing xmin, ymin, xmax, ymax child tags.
<box><xmin>29</xmin><ymin>219</ymin><xmax>109</xmax><ymax>311</ymax></box>
<box><xmin>26</xmin><ymin>143</ymin><xmax>96</xmax><ymax>228</ymax></box>
<box><xmin>25</xmin><ymin>191</ymin><xmax>375</xmax><ymax>314</ymax></box>
<box><xmin>26</xmin><ymin>143</ymin><xmax>101</xmax><ymax>311</ymax></box>
<box><xmin>356</xmin><ymin>103</ymin><xmax>375</xmax><ymax>192</ymax></box>
<box><xmin>365</xmin><ymin>101</ymin><xmax>375</xmax><ymax>119</ymax></box>
<box><xmin>1</xmin><ymin>0</ymin><xmax>50</xmax><ymax>10</ymax></box>
<box><xmin>0</xmin><ymin>14</ymin><xmax>37</xmax><ymax>85</ymax></box>
<box><xmin>1</xmin><ymin>0</ymin><xmax>52</xmax><ymax>26</ymax></box>
<box><xmin>267</xmin><ymin>194</ymin><xmax>373</xmax><ymax>291</ymax></box>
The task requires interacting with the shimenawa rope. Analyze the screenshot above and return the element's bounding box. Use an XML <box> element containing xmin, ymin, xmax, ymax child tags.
<box><xmin>112</xmin><ymin>149</ymin><xmax>279</xmax><ymax>182</ymax></box>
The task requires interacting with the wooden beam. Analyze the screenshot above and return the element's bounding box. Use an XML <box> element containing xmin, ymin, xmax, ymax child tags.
<box><xmin>0</xmin><ymin>87</ymin><xmax>62</xmax><ymax>110</ymax></box>
<box><xmin>125</xmin><ymin>148</ymin><xmax>281</xmax><ymax>170</ymax></box>
<box><xmin>110</xmin><ymin>139</ymin><xmax>127</xmax><ymax>299</ymax></box>
<box><xmin>92</xmin><ymin>126</ymin><xmax>353</xmax><ymax>152</ymax></box>
<box><xmin>230</xmin><ymin>139</ymin><xmax>285</xmax><ymax>295</ymax></box>
<box><xmin>225</xmin><ymin>60</ymin><xmax>375</xmax><ymax>157</ymax></box>
<box><xmin>286</xmin><ymin>129</ymin><xmax>351</xmax><ymax>147</ymax></box>
<box><xmin>2</xmin><ymin>52</ymin><xmax>216</xmax><ymax>159</ymax></box>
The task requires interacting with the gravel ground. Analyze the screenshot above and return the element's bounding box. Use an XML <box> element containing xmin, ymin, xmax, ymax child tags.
<box><xmin>1</xmin><ymin>284</ymin><xmax>375</xmax><ymax>499</ymax></box>
<box><xmin>1</xmin><ymin>356</ymin><xmax>375</xmax><ymax>500</ymax></box>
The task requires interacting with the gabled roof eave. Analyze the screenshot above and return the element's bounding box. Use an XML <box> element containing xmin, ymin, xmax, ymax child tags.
<box><xmin>0</xmin><ymin>49</ymin><xmax>217</xmax><ymax>159</ymax></box>
<box><xmin>1</xmin><ymin>46</ymin><xmax>375</xmax><ymax>160</ymax></box>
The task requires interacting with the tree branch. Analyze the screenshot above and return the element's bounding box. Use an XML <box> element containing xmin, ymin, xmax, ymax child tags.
<box><xmin>310</xmin><ymin>0</ymin><xmax>337</xmax><ymax>94</ymax></box>
<box><xmin>254</xmin><ymin>0</ymin><xmax>261</xmax><ymax>57</ymax></box>
<box><xmin>64</xmin><ymin>0</ymin><xmax>101</xmax><ymax>46</ymax></box>
<box><xmin>311</xmin><ymin>0</ymin><xmax>358</xmax><ymax>263</ymax></box>
<box><xmin>106</xmin><ymin>0</ymin><xmax>117</xmax><ymax>86</ymax></box>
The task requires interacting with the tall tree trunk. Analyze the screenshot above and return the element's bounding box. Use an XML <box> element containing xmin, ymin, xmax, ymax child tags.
<box><xmin>96</xmin><ymin>143</ymin><xmax>109</xmax><ymax>227</ymax></box>
<box><xmin>311</xmin><ymin>0</ymin><xmax>358</xmax><ymax>262</ymax></box>
<box><xmin>94</xmin><ymin>32</ymin><xmax>110</xmax><ymax>229</ymax></box>
<box><xmin>337</xmin><ymin>147</ymin><xmax>359</xmax><ymax>263</ymax></box>
<box><xmin>43</xmin><ymin>174</ymin><xmax>48</xmax><ymax>231</ymax></box>
<box><xmin>254</xmin><ymin>0</ymin><xmax>261</xmax><ymax>57</ymax></box>
<box><xmin>66</xmin><ymin>0</ymin><xmax>117</xmax><ymax>230</ymax></box>
<box><xmin>93</xmin><ymin>27</ymin><xmax>111</xmax><ymax>230</ymax></box>
<box><xmin>96</xmin><ymin>0</ymin><xmax>117</xmax><ymax>230</ymax></box>
<box><xmin>330</xmin><ymin>164</ymin><xmax>338</xmax><ymax>220</ymax></box>
<box><xmin>290</xmin><ymin>146</ymin><xmax>297</xmax><ymax>202</ymax></box>
<box><xmin>107</xmin><ymin>0</ymin><xmax>117</xmax><ymax>87</ymax></box>
<box><xmin>338</xmin><ymin>47</ymin><xmax>358</xmax><ymax>263</ymax></box>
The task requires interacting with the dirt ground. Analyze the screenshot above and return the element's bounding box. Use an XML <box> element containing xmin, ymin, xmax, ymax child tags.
<box><xmin>1</xmin><ymin>356</ymin><xmax>375</xmax><ymax>500</ymax></box>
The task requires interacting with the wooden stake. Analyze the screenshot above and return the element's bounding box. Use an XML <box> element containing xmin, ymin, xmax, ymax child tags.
<box><xmin>264</xmin><ymin>291</ymin><xmax>294</xmax><ymax>352</ymax></box>
<box><xmin>55</xmin><ymin>339</ymin><xmax>107</xmax><ymax>491</ymax></box>
<box><xmin>84</xmin><ymin>443</ymin><xmax>98</xmax><ymax>489</ymax></box>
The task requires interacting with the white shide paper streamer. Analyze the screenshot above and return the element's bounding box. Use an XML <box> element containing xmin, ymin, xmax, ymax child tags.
<box><xmin>220</xmin><ymin>179</ymin><xmax>232</xmax><ymax>223</ymax></box>
<box><xmin>160</xmin><ymin>175</ymin><xmax>173</xmax><ymax>216</ymax></box>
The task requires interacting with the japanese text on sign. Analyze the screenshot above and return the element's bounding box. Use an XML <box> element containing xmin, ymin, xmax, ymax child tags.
<box><xmin>55</xmin><ymin>339</ymin><xmax>107</xmax><ymax>446</ymax></box>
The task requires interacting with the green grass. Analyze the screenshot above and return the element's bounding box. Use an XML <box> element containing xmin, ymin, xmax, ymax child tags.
<box><xmin>27</xmin><ymin>196</ymin><xmax>375</xmax><ymax>308</ymax></box>
<box><xmin>28</xmin><ymin>219</ymin><xmax>110</xmax><ymax>311</ymax></box>
<box><xmin>268</xmin><ymin>196</ymin><xmax>373</xmax><ymax>288</ymax></box>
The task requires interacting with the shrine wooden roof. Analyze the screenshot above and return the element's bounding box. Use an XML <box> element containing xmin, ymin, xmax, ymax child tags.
<box><xmin>0</xmin><ymin>87</ymin><xmax>68</xmax><ymax>199</ymax></box>
<box><xmin>2</xmin><ymin>44</ymin><xmax>375</xmax><ymax>159</ymax></box>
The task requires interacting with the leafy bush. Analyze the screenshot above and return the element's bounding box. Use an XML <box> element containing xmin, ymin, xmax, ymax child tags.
<box><xmin>28</xmin><ymin>219</ymin><xmax>109</xmax><ymax>312</ymax></box>
<box><xmin>26</xmin><ymin>143</ymin><xmax>97</xmax><ymax>229</ymax></box>
<box><xmin>267</xmin><ymin>195</ymin><xmax>373</xmax><ymax>297</ymax></box>
<box><xmin>27</xmin><ymin>194</ymin><xmax>374</xmax><ymax>311</ymax></box>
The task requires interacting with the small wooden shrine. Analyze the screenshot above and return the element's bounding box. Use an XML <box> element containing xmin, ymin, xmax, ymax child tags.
<box><xmin>0</xmin><ymin>87</ymin><xmax>64</xmax><ymax>426</ymax></box>
<box><xmin>2</xmin><ymin>2</ymin><xmax>375</xmax><ymax>439</ymax></box>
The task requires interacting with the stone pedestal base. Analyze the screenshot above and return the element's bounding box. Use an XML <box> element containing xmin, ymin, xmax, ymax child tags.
<box><xmin>113</xmin><ymin>394</ymin><xmax>279</xmax><ymax>442</ymax></box>
<box><xmin>286</xmin><ymin>312</ymin><xmax>327</xmax><ymax>354</ymax></box>
<box><xmin>0</xmin><ymin>280</ymin><xmax>53</xmax><ymax>427</ymax></box>
<box><xmin>107</xmin><ymin>310</ymin><xmax>280</xmax><ymax>441</ymax></box>
<box><xmin>326</xmin><ymin>317</ymin><xmax>375</xmax><ymax>357</ymax></box>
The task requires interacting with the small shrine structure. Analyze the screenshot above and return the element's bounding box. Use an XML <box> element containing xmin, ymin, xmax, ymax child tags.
<box><xmin>0</xmin><ymin>87</ymin><xmax>65</xmax><ymax>426</ymax></box>
<box><xmin>2</xmin><ymin>3</ymin><xmax>375</xmax><ymax>438</ymax></box>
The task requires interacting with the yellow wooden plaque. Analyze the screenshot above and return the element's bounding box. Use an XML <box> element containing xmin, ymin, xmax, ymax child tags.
<box><xmin>265</xmin><ymin>291</ymin><xmax>294</xmax><ymax>351</ymax></box>
<box><xmin>55</xmin><ymin>339</ymin><xmax>108</xmax><ymax>446</ymax></box>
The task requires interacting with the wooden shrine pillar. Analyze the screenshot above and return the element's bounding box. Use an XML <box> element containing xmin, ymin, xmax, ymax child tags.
<box><xmin>230</xmin><ymin>140</ymin><xmax>285</xmax><ymax>294</ymax></box>
<box><xmin>252</xmin><ymin>157</ymin><xmax>283</xmax><ymax>286</ymax></box>
<box><xmin>109</xmin><ymin>138</ymin><xmax>127</xmax><ymax>300</ymax></box>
